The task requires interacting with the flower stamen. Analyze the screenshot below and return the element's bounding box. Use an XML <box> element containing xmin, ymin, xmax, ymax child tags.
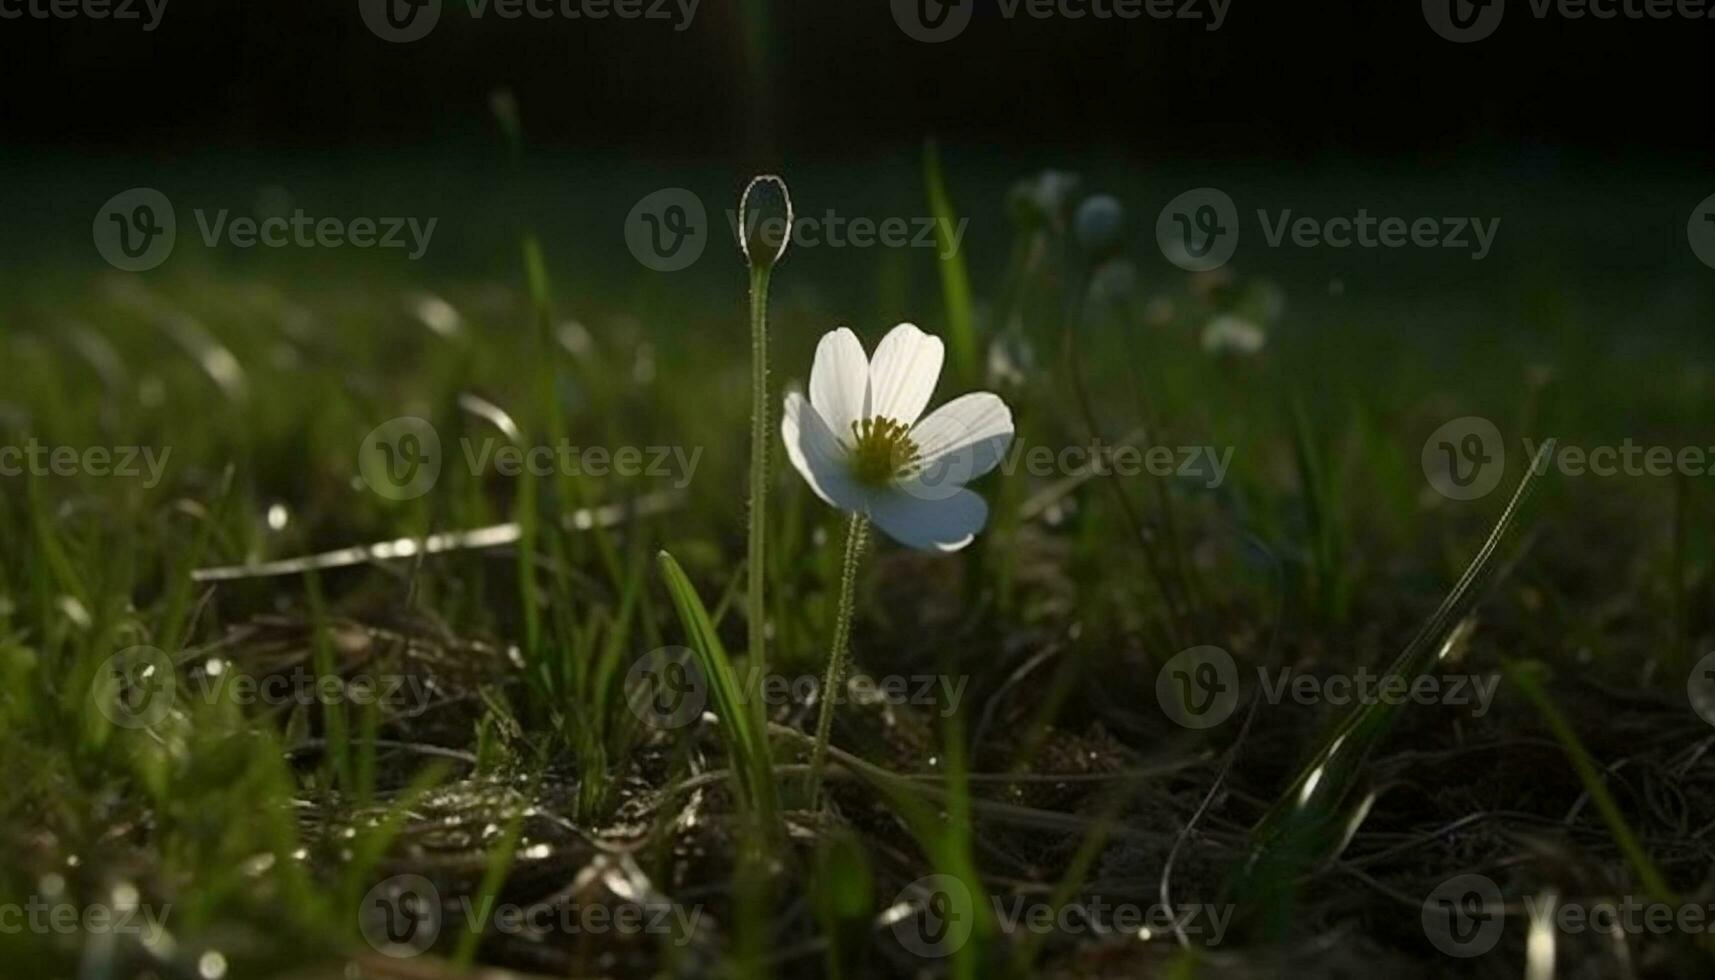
<box><xmin>847</xmin><ymin>417</ymin><xmax>920</xmax><ymax>488</ymax></box>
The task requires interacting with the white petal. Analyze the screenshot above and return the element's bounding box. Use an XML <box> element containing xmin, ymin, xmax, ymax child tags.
<box><xmin>866</xmin><ymin>323</ymin><xmax>943</xmax><ymax>426</ymax></box>
<box><xmin>808</xmin><ymin>327</ymin><xmax>869</xmax><ymax>442</ymax></box>
<box><xmin>782</xmin><ymin>391</ymin><xmax>864</xmax><ymax>511</ymax></box>
<box><xmin>910</xmin><ymin>392</ymin><xmax>1014</xmax><ymax>494</ymax></box>
<box><xmin>867</xmin><ymin>486</ymin><xmax>988</xmax><ymax>553</ymax></box>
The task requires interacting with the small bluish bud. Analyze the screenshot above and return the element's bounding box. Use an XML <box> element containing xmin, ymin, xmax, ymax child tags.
<box><xmin>1074</xmin><ymin>194</ymin><xmax>1125</xmax><ymax>259</ymax></box>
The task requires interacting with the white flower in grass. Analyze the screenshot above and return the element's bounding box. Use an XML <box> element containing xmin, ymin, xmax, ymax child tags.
<box><xmin>1202</xmin><ymin>314</ymin><xmax>1266</xmax><ymax>356</ymax></box>
<box><xmin>783</xmin><ymin>323</ymin><xmax>1014</xmax><ymax>552</ymax></box>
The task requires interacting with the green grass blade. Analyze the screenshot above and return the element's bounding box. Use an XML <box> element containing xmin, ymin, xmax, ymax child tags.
<box><xmin>453</xmin><ymin>808</ymin><xmax>526</xmax><ymax>967</ymax></box>
<box><xmin>1503</xmin><ymin>660</ymin><xmax>1676</xmax><ymax>905</ymax></box>
<box><xmin>657</xmin><ymin>550</ymin><xmax>776</xmax><ymax>822</ymax></box>
<box><xmin>923</xmin><ymin>140</ymin><xmax>978</xmax><ymax>385</ymax></box>
<box><xmin>1230</xmin><ymin>441</ymin><xmax>1553</xmax><ymax>937</ymax></box>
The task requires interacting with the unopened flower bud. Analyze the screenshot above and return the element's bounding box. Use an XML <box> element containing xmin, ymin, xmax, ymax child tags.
<box><xmin>738</xmin><ymin>174</ymin><xmax>793</xmax><ymax>270</ymax></box>
<box><xmin>1074</xmin><ymin>194</ymin><xmax>1125</xmax><ymax>259</ymax></box>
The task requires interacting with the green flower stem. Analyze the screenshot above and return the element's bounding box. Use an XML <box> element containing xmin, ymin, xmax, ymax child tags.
<box><xmin>746</xmin><ymin>262</ymin><xmax>774</xmax><ymax>718</ymax></box>
<box><xmin>809</xmin><ymin>511</ymin><xmax>869</xmax><ymax>806</ymax></box>
<box><xmin>1060</xmin><ymin>269</ymin><xmax>1184</xmax><ymax>649</ymax></box>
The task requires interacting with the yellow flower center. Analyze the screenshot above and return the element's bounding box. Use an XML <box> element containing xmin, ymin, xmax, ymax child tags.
<box><xmin>847</xmin><ymin>416</ymin><xmax>920</xmax><ymax>488</ymax></box>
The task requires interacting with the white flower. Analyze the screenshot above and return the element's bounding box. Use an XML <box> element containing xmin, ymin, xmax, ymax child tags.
<box><xmin>782</xmin><ymin>323</ymin><xmax>1014</xmax><ymax>552</ymax></box>
<box><xmin>1201</xmin><ymin>314</ymin><xmax>1267</xmax><ymax>356</ymax></box>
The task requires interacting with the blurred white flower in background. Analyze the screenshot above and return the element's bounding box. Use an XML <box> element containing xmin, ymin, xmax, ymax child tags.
<box><xmin>1202</xmin><ymin>314</ymin><xmax>1267</xmax><ymax>356</ymax></box>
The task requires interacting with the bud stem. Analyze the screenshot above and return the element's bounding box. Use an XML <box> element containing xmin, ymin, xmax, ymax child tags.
<box><xmin>745</xmin><ymin>260</ymin><xmax>774</xmax><ymax>725</ymax></box>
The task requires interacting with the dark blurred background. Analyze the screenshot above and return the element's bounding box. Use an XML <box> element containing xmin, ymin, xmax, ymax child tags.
<box><xmin>5</xmin><ymin>0</ymin><xmax>1712</xmax><ymax>163</ymax></box>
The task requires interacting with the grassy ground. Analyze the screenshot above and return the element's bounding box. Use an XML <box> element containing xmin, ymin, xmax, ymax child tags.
<box><xmin>2</xmin><ymin>150</ymin><xmax>1714</xmax><ymax>978</ymax></box>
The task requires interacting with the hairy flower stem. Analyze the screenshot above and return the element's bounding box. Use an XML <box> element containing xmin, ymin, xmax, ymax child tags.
<box><xmin>746</xmin><ymin>262</ymin><xmax>774</xmax><ymax>713</ymax></box>
<box><xmin>808</xmin><ymin>511</ymin><xmax>869</xmax><ymax>807</ymax></box>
